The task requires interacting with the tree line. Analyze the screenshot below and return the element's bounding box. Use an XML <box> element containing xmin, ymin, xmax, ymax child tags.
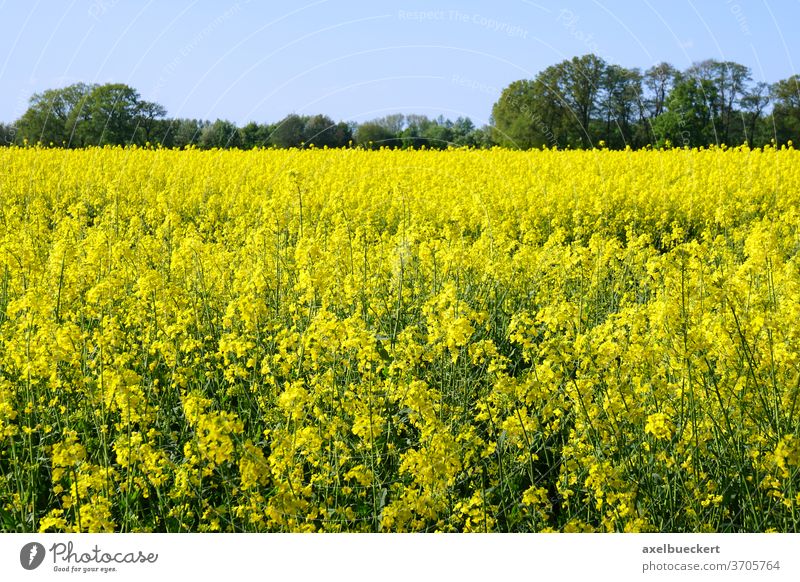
<box><xmin>492</xmin><ymin>55</ymin><xmax>799</xmax><ymax>149</ymax></box>
<box><xmin>0</xmin><ymin>82</ymin><xmax>488</xmax><ymax>150</ymax></box>
<box><xmin>1</xmin><ymin>56</ymin><xmax>798</xmax><ymax>150</ymax></box>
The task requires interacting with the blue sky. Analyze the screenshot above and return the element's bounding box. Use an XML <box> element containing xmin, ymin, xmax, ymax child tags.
<box><xmin>1</xmin><ymin>0</ymin><xmax>798</xmax><ymax>125</ymax></box>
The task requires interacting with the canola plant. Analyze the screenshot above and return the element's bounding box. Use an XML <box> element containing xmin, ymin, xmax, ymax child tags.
<box><xmin>0</xmin><ymin>145</ymin><xmax>799</xmax><ymax>532</ymax></box>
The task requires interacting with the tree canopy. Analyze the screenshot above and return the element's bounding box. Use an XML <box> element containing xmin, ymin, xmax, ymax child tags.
<box><xmin>3</xmin><ymin>62</ymin><xmax>799</xmax><ymax>150</ymax></box>
<box><xmin>15</xmin><ymin>83</ymin><xmax>166</xmax><ymax>147</ymax></box>
<box><xmin>493</xmin><ymin>55</ymin><xmax>799</xmax><ymax>149</ymax></box>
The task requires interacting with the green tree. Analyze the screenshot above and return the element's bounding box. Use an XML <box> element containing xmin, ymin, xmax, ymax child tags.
<box><xmin>652</xmin><ymin>77</ymin><xmax>717</xmax><ymax>147</ymax></box>
<box><xmin>376</xmin><ymin>113</ymin><xmax>405</xmax><ymax>136</ymax></box>
<box><xmin>420</xmin><ymin>118</ymin><xmax>454</xmax><ymax>148</ymax></box>
<box><xmin>200</xmin><ymin>119</ymin><xmax>241</xmax><ymax>149</ymax></box>
<box><xmin>164</xmin><ymin>118</ymin><xmax>206</xmax><ymax>148</ymax></box>
<box><xmin>561</xmin><ymin>54</ymin><xmax>606</xmax><ymax>146</ymax></box>
<box><xmin>330</xmin><ymin>121</ymin><xmax>353</xmax><ymax>147</ymax></box>
<box><xmin>15</xmin><ymin>83</ymin><xmax>93</xmax><ymax>145</ymax></box>
<box><xmin>240</xmin><ymin>122</ymin><xmax>270</xmax><ymax>149</ymax></box>
<box><xmin>491</xmin><ymin>79</ymin><xmax>548</xmax><ymax>148</ymax></box>
<box><xmin>450</xmin><ymin>117</ymin><xmax>476</xmax><ymax>146</ymax></box>
<box><xmin>643</xmin><ymin>62</ymin><xmax>678</xmax><ymax>119</ymax></box>
<box><xmin>270</xmin><ymin>114</ymin><xmax>306</xmax><ymax>148</ymax></box>
<box><xmin>600</xmin><ymin>64</ymin><xmax>643</xmax><ymax>148</ymax></box>
<box><xmin>136</xmin><ymin>100</ymin><xmax>168</xmax><ymax>144</ymax></box>
<box><xmin>354</xmin><ymin>121</ymin><xmax>397</xmax><ymax>148</ymax></box>
<box><xmin>771</xmin><ymin>75</ymin><xmax>800</xmax><ymax>145</ymax></box>
<box><xmin>71</xmin><ymin>84</ymin><xmax>147</xmax><ymax>146</ymax></box>
<box><xmin>16</xmin><ymin>83</ymin><xmax>167</xmax><ymax>147</ymax></box>
<box><xmin>464</xmin><ymin>124</ymin><xmax>493</xmax><ymax>148</ymax></box>
<box><xmin>739</xmin><ymin>81</ymin><xmax>771</xmax><ymax>146</ymax></box>
<box><xmin>686</xmin><ymin>60</ymin><xmax>751</xmax><ymax>144</ymax></box>
<box><xmin>400</xmin><ymin>115</ymin><xmax>432</xmax><ymax>148</ymax></box>
<box><xmin>492</xmin><ymin>55</ymin><xmax>610</xmax><ymax>149</ymax></box>
<box><xmin>0</xmin><ymin>123</ymin><xmax>16</xmax><ymax>145</ymax></box>
<box><xmin>302</xmin><ymin>114</ymin><xmax>351</xmax><ymax>147</ymax></box>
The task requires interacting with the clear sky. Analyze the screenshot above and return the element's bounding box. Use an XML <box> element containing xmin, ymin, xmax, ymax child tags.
<box><xmin>1</xmin><ymin>0</ymin><xmax>798</xmax><ymax>126</ymax></box>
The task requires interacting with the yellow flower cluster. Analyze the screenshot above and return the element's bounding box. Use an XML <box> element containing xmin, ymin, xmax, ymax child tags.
<box><xmin>0</xmin><ymin>143</ymin><xmax>799</xmax><ymax>532</ymax></box>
